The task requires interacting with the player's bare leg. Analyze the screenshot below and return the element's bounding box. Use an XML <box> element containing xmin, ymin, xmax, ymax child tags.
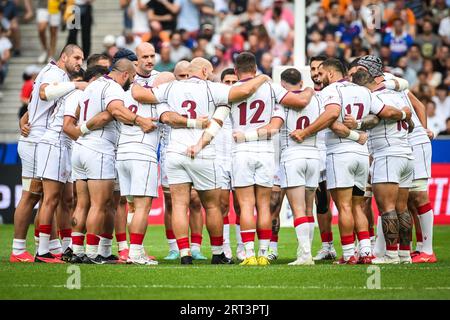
<box><xmin>363</xmin><ymin>194</ymin><xmax>376</xmax><ymax>252</ymax></box>
<box><xmin>286</xmin><ymin>186</ymin><xmax>314</xmax><ymax>265</ymax></box>
<box><xmin>198</xmin><ymin>188</ymin><xmax>232</xmax><ymax>264</ymax></box>
<box><xmin>372</xmin><ymin>183</ymin><xmax>401</xmax><ymax>264</ymax></box>
<box><xmin>352</xmin><ymin>194</ymin><xmax>372</xmax><ymax>263</ymax></box>
<box><xmin>128</xmin><ymin>196</ymin><xmax>157</xmax><ymax>265</ymax></box>
<box><xmin>314</xmin><ymin>181</ymin><xmax>336</xmax><ymax>260</ymax></box>
<box><xmin>255</xmin><ymin>185</ymin><xmax>273</xmax><ymax>266</ymax></box>
<box><xmin>235</xmin><ymin>186</ymin><xmax>258</xmax><ymax>265</ymax></box>
<box><xmin>268</xmin><ymin>186</ymin><xmax>284</xmax><ymax>261</ymax></box>
<box><xmin>35</xmin><ymin>179</ymin><xmax>65</xmax><ymax>263</ymax></box>
<box><xmin>232</xmin><ymin>191</ymin><xmax>245</xmax><ymax>260</ymax></box>
<box><xmin>115</xmin><ymin>196</ymin><xmax>129</xmax><ymax>261</ymax></box>
<box><xmin>408</xmin><ymin>189</ymin><xmax>436</xmax><ymax>263</ymax></box>
<box><xmin>331</xmin><ymin>188</ymin><xmax>357</xmax><ymax>264</ymax></box>
<box><xmin>189</xmin><ymin>189</ymin><xmax>207</xmax><ymax>260</ymax></box>
<box><xmin>70</xmin><ymin>180</ymin><xmax>90</xmax><ymax>263</ymax></box>
<box><xmin>10</xmin><ymin>180</ymin><xmax>41</xmax><ymax>263</ymax></box>
<box><xmin>163</xmin><ymin>187</ymin><xmax>179</xmax><ymax>260</ymax></box>
<box><xmin>95</xmin><ymin>191</ymin><xmax>118</xmax><ymax>262</ymax></box>
<box><xmin>84</xmin><ymin>179</ymin><xmax>114</xmax><ymax>263</ymax></box>
<box><xmin>170</xmin><ymin>183</ymin><xmax>193</xmax><ymax>264</ymax></box>
<box><xmin>58</xmin><ymin>183</ymin><xmax>74</xmax><ymax>261</ymax></box>
<box><xmin>220</xmin><ymin>189</ymin><xmax>232</xmax><ymax>259</ymax></box>
<box><xmin>396</xmin><ymin>188</ymin><xmax>412</xmax><ymax>264</ymax></box>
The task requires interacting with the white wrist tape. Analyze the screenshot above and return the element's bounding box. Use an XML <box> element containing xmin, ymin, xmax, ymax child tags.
<box><xmin>212</xmin><ymin>105</ymin><xmax>231</xmax><ymax>122</ymax></box>
<box><xmin>44</xmin><ymin>82</ymin><xmax>76</xmax><ymax>100</ymax></box>
<box><xmin>384</xmin><ymin>77</ymin><xmax>409</xmax><ymax>92</ymax></box>
<box><xmin>186</xmin><ymin>119</ymin><xmax>197</xmax><ymax>128</ymax></box>
<box><xmin>401</xmin><ymin>110</ymin><xmax>407</xmax><ymax>120</ymax></box>
<box><xmin>347</xmin><ymin>130</ymin><xmax>360</xmax><ymax>142</ymax></box>
<box><xmin>245</xmin><ymin>130</ymin><xmax>259</xmax><ymax>142</ymax></box>
<box><xmin>205</xmin><ymin>119</ymin><xmax>222</xmax><ymax>137</ymax></box>
<box><xmin>356</xmin><ymin>121</ymin><xmax>362</xmax><ymax>130</ymax></box>
<box><xmin>80</xmin><ymin>123</ymin><xmax>90</xmax><ymax>135</ymax></box>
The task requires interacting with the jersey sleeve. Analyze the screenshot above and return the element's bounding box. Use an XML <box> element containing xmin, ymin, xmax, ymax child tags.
<box><xmin>272</xmin><ymin>104</ymin><xmax>286</xmax><ymax>122</ymax></box>
<box><xmin>41</xmin><ymin>68</ymin><xmax>65</xmax><ymax>85</ymax></box>
<box><xmin>370</xmin><ymin>92</ymin><xmax>386</xmax><ymax>115</ymax></box>
<box><xmin>151</xmin><ymin>82</ymin><xmax>173</xmax><ymax>103</ymax></box>
<box><xmin>320</xmin><ymin>85</ymin><xmax>341</xmax><ymax>108</ymax></box>
<box><xmin>104</xmin><ymin>83</ymin><xmax>125</xmax><ymax>108</ymax></box>
<box><xmin>271</xmin><ymin>83</ymin><xmax>289</xmax><ymax>104</ymax></box>
<box><xmin>209</xmin><ymin>81</ymin><xmax>231</xmax><ymax>106</ymax></box>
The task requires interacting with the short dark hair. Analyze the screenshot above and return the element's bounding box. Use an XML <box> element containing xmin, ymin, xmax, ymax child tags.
<box><xmin>436</xmin><ymin>84</ymin><xmax>448</xmax><ymax>92</ymax></box>
<box><xmin>84</xmin><ymin>65</ymin><xmax>108</xmax><ymax>82</ymax></box>
<box><xmin>281</xmin><ymin>68</ymin><xmax>302</xmax><ymax>85</ymax></box>
<box><xmin>321</xmin><ymin>58</ymin><xmax>347</xmax><ymax>75</ymax></box>
<box><xmin>235</xmin><ymin>52</ymin><xmax>257</xmax><ymax>74</ymax></box>
<box><xmin>351</xmin><ymin>69</ymin><xmax>374</xmax><ymax>86</ymax></box>
<box><xmin>349</xmin><ymin>57</ymin><xmax>362</xmax><ymax>69</ymax></box>
<box><xmin>309</xmin><ymin>55</ymin><xmax>327</xmax><ymax>65</ymax></box>
<box><xmin>70</xmin><ymin>68</ymin><xmax>85</xmax><ymax>81</ymax></box>
<box><xmin>221</xmin><ymin>68</ymin><xmax>236</xmax><ymax>81</ymax></box>
<box><xmin>87</xmin><ymin>53</ymin><xmax>112</xmax><ymax>68</ymax></box>
<box><xmin>59</xmin><ymin>44</ymin><xmax>82</xmax><ymax>58</ymax></box>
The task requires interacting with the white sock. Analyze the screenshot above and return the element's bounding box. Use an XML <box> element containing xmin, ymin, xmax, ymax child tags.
<box><xmin>399</xmin><ymin>250</ymin><xmax>410</xmax><ymax>258</ymax></box>
<box><xmin>211</xmin><ymin>245</ymin><xmax>223</xmax><ymax>255</ymax></box>
<box><xmin>180</xmin><ymin>248</ymin><xmax>191</xmax><ymax>257</ymax></box>
<box><xmin>38</xmin><ymin>233</ymin><xmax>50</xmax><ymax>256</ymax></box>
<box><xmin>374</xmin><ymin>217</ymin><xmax>386</xmax><ymax>257</ymax></box>
<box><xmin>118</xmin><ymin>241</ymin><xmax>128</xmax><ymax>252</ymax></box>
<box><xmin>98</xmin><ymin>237</ymin><xmax>112</xmax><ymax>257</ymax></box>
<box><xmin>359</xmin><ymin>239</ymin><xmax>372</xmax><ymax>257</ymax></box>
<box><xmin>418</xmin><ymin>207</ymin><xmax>434</xmax><ymax>255</ymax></box>
<box><xmin>386</xmin><ymin>249</ymin><xmax>399</xmax><ymax>258</ymax></box>
<box><xmin>191</xmin><ymin>243</ymin><xmax>201</xmax><ymax>252</ymax></box>
<box><xmin>61</xmin><ymin>237</ymin><xmax>72</xmax><ymax>252</ymax></box>
<box><xmin>308</xmin><ymin>222</ymin><xmax>315</xmax><ymax>248</ymax></box>
<box><xmin>129</xmin><ymin>244</ymin><xmax>142</xmax><ymax>258</ymax></box>
<box><xmin>370</xmin><ymin>236</ymin><xmax>376</xmax><ymax>253</ymax></box>
<box><xmin>258</xmin><ymin>239</ymin><xmax>270</xmax><ymax>257</ymax></box>
<box><xmin>235</xmin><ymin>224</ymin><xmax>242</xmax><ymax>246</ymax></box>
<box><xmin>34</xmin><ymin>236</ymin><xmax>39</xmax><ymax>254</ymax></box>
<box><xmin>223</xmin><ymin>223</ymin><xmax>230</xmax><ymax>245</ymax></box>
<box><xmin>269</xmin><ymin>241</ymin><xmax>278</xmax><ymax>254</ymax></box>
<box><xmin>244</xmin><ymin>241</ymin><xmax>255</xmax><ymax>258</ymax></box>
<box><xmin>168</xmin><ymin>239</ymin><xmax>178</xmax><ymax>252</ymax></box>
<box><xmin>49</xmin><ymin>239</ymin><xmax>63</xmax><ymax>255</ymax></box>
<box><xmin>86</xmin><ymin>244</ymin><xmax>98</xmax><ymax>258</ymax></box>
<box><xmin>12</xmin><ymin>239</ymin><xmax>26</xmax><ymax>255</ymax></box>
<box><xmin>342</xmin><ymin>243</ymin><xmax>355</xmax><ymax>260</ymax></box>
<box><xmin>295</xmin><ymin>223</ymin><xmax>311</xmax><ymax>257</ymax></box>
<box><xmin>415</xmin><ymin>242</ymin><xmax>423</xmax><ymax>252</ymax></box>
<box><xmin>72</xmin><ymin>232</ymin><xmax>85</xmax><ymax>256</ymax></box>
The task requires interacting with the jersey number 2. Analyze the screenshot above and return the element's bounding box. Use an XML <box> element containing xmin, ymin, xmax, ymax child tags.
<box><xmin>237</xmin><ymin>100</ymin><xmax>265</xmax><ymax>125</ymax></box>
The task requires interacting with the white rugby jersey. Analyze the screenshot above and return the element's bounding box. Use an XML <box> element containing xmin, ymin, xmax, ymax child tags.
<box><xmin>117</xmin><ymin>87</ymin><xmax>169</xmax><ymax>162</ymax></box>
<box><xmin>76</xmin><ymin>75</ymin><xmax>124</xmax><ymax>156</ymax></box>
<box><xmin>273</xmin><ymin>91</ymin><xmax>322</xmax><ymax>162</ymax></box>
<box><xmin>214</xmin><ymin>116</ymin><xmax>233</xmax><ymax>161</ymax></box>
<box><xmin>321</xmin><ymin>80</ymin><xmax>384</xmax><ymax>156</ymax></box>
<box><xmin>152</xmin><ymin>77</ymin><xmax>231</xmax><ymax>159</ymax></box>
<box><xmin>368</xmin><ymin>88</ymin><xmax>413</xmax><ymax>159</ymax></box>
<box><xmin>404</xmin><ymin>90</ymin><xmax>430</xmax><ymax>146</ymax></box>
<box><xmin>230</xmin><ymin>80</ymin><xmax>288</xmax><ymax>153</ymax></box>
<box><xmin>40</xmin><ymin>89</ymin><xmax>83</xmax><ymax>148</ymax></box>
<box><xmin>134</xmin><ymin>70</ymin><xmax>159</xmax><ymax>88</ymax></box>
<box><xmin>20</xmin><ymin>61</ymin><xmax>70</xmax><ymax>144</ymax></box>
<box><xmin>314</xmin><ymin>89</ymin><xmax>327</xmax><ymax>152</ymax></box>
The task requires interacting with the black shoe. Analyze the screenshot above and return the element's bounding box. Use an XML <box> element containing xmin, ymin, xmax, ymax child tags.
<box><xmin>34</xmin><ymin>252</ymin><xmax>64</xmax><ymax>263</ymax></box>
<box><xmin>81</xmin><ymin>254</ymin><xmax>93</xmax><ymax>264</ymax></box>
<box><xmin>62</xmin><ymin>248</ymin><xmax>73</xmax><ymax>262</ymax></box>
<box><xmin>86</xmin><ymin>255</ymin><xmax>107</xmax><ymax>265</ymax></box>
<box><xmin>180</xmin><ymin>255</ymin><xmax>193</xmax><ymax>265</ymax></box>
<box><xmin>211</xmin><ymin>253</ymin><xmax>234</xmax><ymax>265</ymax></box>
<box><xmin>70</xmin><ymin>253</ymin><xmax>85</xmax><ymax>264</ymax></box>
<box><xmin>103</xmin><ymin>255</ymin><xmax>120</xmax><ymax>264</ymax></box>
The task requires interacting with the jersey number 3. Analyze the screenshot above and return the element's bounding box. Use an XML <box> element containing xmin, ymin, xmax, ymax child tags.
<box><xmin>182</xmin><ymin>100</ymin><xmax>197</xmax><ymax>119</ymax></box>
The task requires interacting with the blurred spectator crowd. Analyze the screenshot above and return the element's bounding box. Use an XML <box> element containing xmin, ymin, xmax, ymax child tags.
<box><xmin>1</xmin><ymin>0</ymin><xmax>450</xmax><ymax>136</ymax></box>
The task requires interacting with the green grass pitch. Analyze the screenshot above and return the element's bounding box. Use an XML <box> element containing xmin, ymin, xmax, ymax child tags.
<box><xmin>0</xmin><ymin>224</ymin><xmax>449</xmax><ymax>300</ymax></box>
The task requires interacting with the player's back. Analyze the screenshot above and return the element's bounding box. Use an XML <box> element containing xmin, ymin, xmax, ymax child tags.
<box><xmin>368</xmin><ymin>88</ymin><xmax>412</xmax><ymax>158</ymax></box>
<box><xmin>22</xmin><ymin>62</ymin><xmax>70</xmax><ymax>143</ymax></box>
<box><xmin>153</xmin><ymin>77</ymin><xmax>230</xmax><ymax>158</ymax></box>
<box><xmin>230</xmin><ymin>81</ymin><xmax>287</xmax><ymax>153</ymax></box>
<box><xmin>117</xmin><ymin>88</ymin><xmax>160</xmax><ymax>161</ymax></box>
<box><xmin>277</xmin><ymin>91</ymin><xmax>323</xmax><ymax>162</ymax></box>
<box><xmin>322</xmin><ymin>81</ymin><xmax>373</xmax><ymax>156</ymax></box>
<box><xmin>77</xmin><ymin>76</ymin><xmax>124</xmax><ymax>155</ymax></box>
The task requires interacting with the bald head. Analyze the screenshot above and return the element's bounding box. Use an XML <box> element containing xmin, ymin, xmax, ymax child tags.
<box><xmin>189</xmin><ymin>57</ymin><xmax>213</xmax><ymax>80</ymax></box>
<box><xmin>136</xmin><ymin>42</ymin><xmax>156</xmax><ymax>76</ymax></box>
<box><xmin>174</xmin><ymin>60</ymin><xmax>190</xmax><ymax>80</ymax></box>
<box><xmin>153</xmin><ymin>72</ymin><xmax>176</xmax><ymax>87</ymax></box>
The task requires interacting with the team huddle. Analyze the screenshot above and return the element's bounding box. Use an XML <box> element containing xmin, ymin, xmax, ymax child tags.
<box><xmin>10</xmin><ymin>42</ymin><xmax>437</xmax><ymax>266</ymax></box>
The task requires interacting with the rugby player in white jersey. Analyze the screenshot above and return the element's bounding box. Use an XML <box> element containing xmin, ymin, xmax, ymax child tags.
<box><xmin>216</xmin><ymin>68</ymin><xmax>240</xmax><ymax>260</ymax></box>
<box><xmin>160</xmin><ymin>60</ymin><xmax>208</xmax><ymax>261</ymax></box>
<box><xmin>309</xmin><ymin>55</ymin><xmax>337</xmax><ymax>261</ymax></box>
<box><xmin>62</xmin><ymin>66</ymin><xmax>109</xmax><ymax>263</ymax></box>
<box><xmin>73</xmin><ymin>58</ymin><xmax>157</xmax><ymax>264</ymax></box>
<box><xmin>291</xmin><ymin>58</ymin><xmax>412</xmax><ymax>264</ymax></box>
<box><xmin>189</xmin><ymin>53</ymin><xmax>315</xmax><ymax>266</ymax></box>
<box><xmin>233</xmin><ymin>68</ymin><xmax>322</xmax><ymax>265</ymax></box>
<box><xmin>349</xmin><ymin>66</ymin><xmax>414</xmax><ymax>264</ymax></box>
<box><xmin>132</xmin><ymin>57</ymin><xmax>271</xmax><ymax>264</ymax></box>
<box><xmin>11</xmin><ymin>45</ymin><xmax>86</xmax><ymax>263</ymax></box>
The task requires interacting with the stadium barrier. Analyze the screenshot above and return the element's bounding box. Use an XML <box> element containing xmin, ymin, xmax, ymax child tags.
<box><xmin>1</xmin><ymin>139</ymin><xmax>450</xmax><ymax>224</ymax></box>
